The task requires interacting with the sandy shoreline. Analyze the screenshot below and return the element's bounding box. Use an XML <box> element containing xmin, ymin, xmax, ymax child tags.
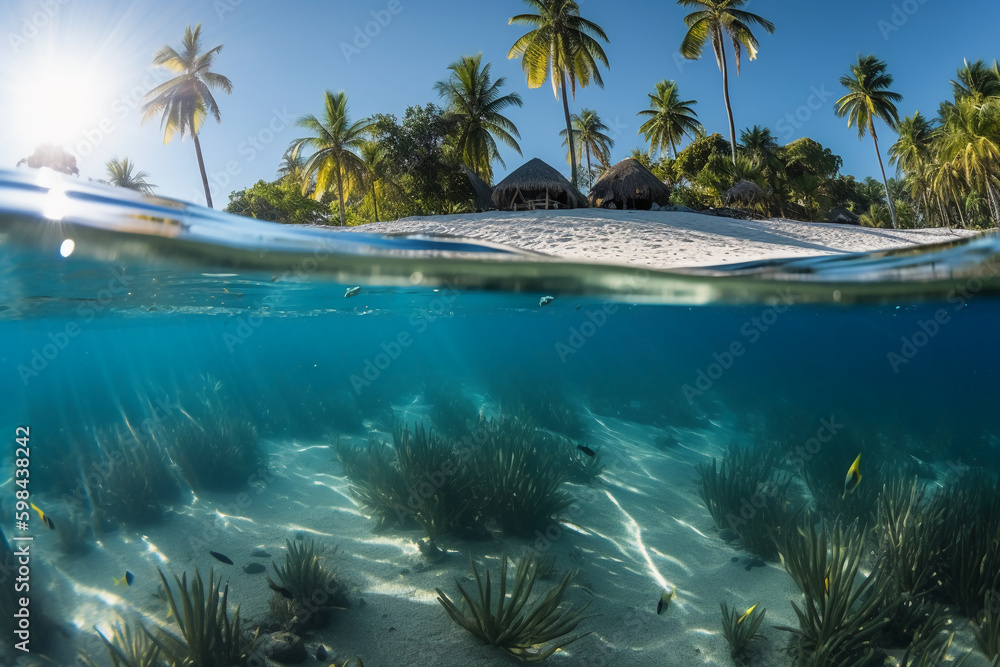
<box><xmin>342</xmin><ymin>209</ymin><xmax>979</xmax><ymax>269</ymax></box>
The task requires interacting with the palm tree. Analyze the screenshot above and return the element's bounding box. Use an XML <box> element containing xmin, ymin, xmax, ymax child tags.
<box><xmin>677</xmin><ymin>0</ymin><xmax>775</xmax><ymax>164</ymax></box>
<box><xmin>628</xmin><ymin>147</ymin><xmax>653</xmax><ymax>169</ymax></box>
<box><xmin>277</xmin><ymin>147</ymin><xmax>306</xmax><ymax>182</ymax></box>
<box><xmin>740</xmin><ymin>125</ymin><xmax>785</xmax><ymax>216</ymax></box>
<box><xmin>935</xmin><ymin>94</ymin><xmax>1000</xmax><ymax>223</ymax></box>
<box><xmin>101</xmin><ymin>157</ymin><xmax>156</xmax><ymax>194</ymax></box>
<box><xmin>857</xmin><ymin>175</ymin><xmax>888</xmax><ymax>208</ymax></box>
<box><xmin>508</xmin><ymin>0</ymin><xmax>610</xmax><ymax>186</ymax></box>
<box><xmin>141</xmin><ymin>24</ymin><xmax>232</xmax><ymax>208</ymax></box>
<box><xmin>889</xmin><ymin>112</ymin><xmax>936</xmax><ymax>224</ymax></box>
<box><xmin>951</xmin><ymin>59</ymin><xmax>1000</xmax><ymax>100</ymax></box>
<box><xmin>559</xmin><ymin>108</ymin><xmax>614</xmax><ymax>189</ymax></box>
<box><xmin>359</xmin><ymin>140</ymin><xmax>393</xmax><ymax>223</ymax></box>
<box><xmin>292</xmin><ymin>91</ymin><xmax>372</xmax><ymax>226</ymax></box>
<box><xmin>860</xmin><ymin>203</ymin><xmax>892</xmax><ymax>228</ymax></box>
<box><xmin>835</xmin><ymin>55</ymin><xmax>903</xmax><ymax>229</ymax></box>
<box><xmin>434</xmin><ymin>53</ymin><xmax>523</xmax><ymax>184</ymax></box>
<box><xmin>637</xmin><ymin>80</ymin><xmax>702</xmax><ymax>159</ymax></box>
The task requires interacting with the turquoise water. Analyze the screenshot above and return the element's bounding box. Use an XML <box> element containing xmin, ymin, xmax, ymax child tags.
<box><xmin>2</xmin><ymin>169</ymin><xmax>1000</xmax><ymax>666</ymax></box>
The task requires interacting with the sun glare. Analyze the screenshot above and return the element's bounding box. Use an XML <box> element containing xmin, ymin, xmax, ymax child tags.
<box><xmin>14</xmin><ymin>59</ymin><xmax>109</xmax><ymax>147</ymax></box>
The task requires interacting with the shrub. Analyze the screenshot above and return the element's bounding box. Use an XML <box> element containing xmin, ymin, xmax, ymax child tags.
<box><xmin>435</xmin><ymin>554</ymin><xmax>591</xmax><ymax>661</ymax></box>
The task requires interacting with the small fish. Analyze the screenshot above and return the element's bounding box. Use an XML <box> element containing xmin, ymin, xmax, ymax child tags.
<box><xmin>113</xmin><ymin>571</ymin><xmax>135</xmax><ymax>587</ymax></box>
<box><xmin>577</xmin><ymin>444</ymin><xmax>596</xmax><ymax>457</ymax></box>
<box><xmin>243</xmin><ymin>563</ymin><xmax>266</xmax><ymax>574</ymax></box>
<box><xmin>842</xmin><ymin>453</ymin><xmax>862</xmax><ymax>499</ymax></box>
<box><xmin>29</xmin><ymin>502</ymin><xmax>55</xmax><ymax>530</ymax></box>
<box><xmin>657</xmin><ymin>586</ymin><xmax>674</xmax><ymax>615</ymax></box>
<box><xmin>824</xmin><ymin>576</ymin><xmax>829</xmax><ymax>594</ymax></box>
<box><xmin>345</xmin><ymin>286</ymin><xmax>361</xmax><ymax>298</ymax></box>
<box><xmin>268</xmin><ymin>579</ymin><xmax>294</xmax><ymax>600</ymax></box>
<box><xmin>209</xmin><ymin>551</ymin><xmax>234</xmax><ymax>565</ymax></box>
<box><xmin>539</xmin><ymin>296</ymin><xmax>555</xmax><ymax>307</ymax></box>
<box><xmin>737</xmin><ymin>604</ymin><xmax>758</xmax><ymax>624</ymax></box>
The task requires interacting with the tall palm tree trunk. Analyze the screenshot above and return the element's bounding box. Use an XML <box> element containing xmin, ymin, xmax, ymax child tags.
<box><xmin>585</xmin><ymin>145</ymin><xmax>592</xmax><ymax>190</ymax></box>
<box><xmin>670</xmin><ymin>138</ymin><xmax>678</xmax><ymax>161</ymax></box>
<box><xmin>372</xmin><ymin>184</ymin><xmax>380</xmax><ymax>223</ymax></box>
<box><xmin>869</xmin><ymin>124</ymin><xmax>898</xmax><ymax>229</ymax></box>
<box><xmin>717</xmin><ymin>31</ymin><xmax>738</xmax><ymax>165</ymax></box>
<box><xmin>336</xmin><ymin>167</ymin><xmax>347</xmax><ymax>227</ymax></box>
<box><xmin>560</xmin><ymin>76</ymin><xmax>578</xmax><ymax>187</ymax></box>
<box><xmin>193</xmin><ymin>132</ymin><xmax>213</xmax><ymax>208</ymax></box>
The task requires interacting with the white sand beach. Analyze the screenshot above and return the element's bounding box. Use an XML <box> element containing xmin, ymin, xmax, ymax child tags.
<box><xmin>345</xmin><ymin>209</ymin><xmax>979</xmax><ymax>269</ymax></box>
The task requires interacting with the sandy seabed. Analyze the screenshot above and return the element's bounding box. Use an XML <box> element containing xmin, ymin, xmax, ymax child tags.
<box><xmin>26</xmin><ymin>407</ymin><xmax>990</xmax><ymax>667</ymax></box>
<box><xmin>19</xmin><ymin>211</ymin><xmax>991</xmax><ymax>667</ymax></box>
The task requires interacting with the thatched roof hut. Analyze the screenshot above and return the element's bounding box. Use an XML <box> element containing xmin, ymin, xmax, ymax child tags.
<box><xmin>826</xmin><ymin>206</ymin><xmax>861</xmax><ymax>225</ymax></box>
<box><xmin>491</xmin><ymin>158</ymin><xmax>588</xmax><ymax>210</ymax></box>
<box><xmin>588</xmin><ymin>158</ymin><xmax>672</xmax><ymax>210</ymax></box>
<box><xmin>461</xmin><ymin>164</ymin><xmax>494</xmax><ymax>212</ymax></box>
<box><xmin>723</xmin><ymin>180</ymin><xmax>765</xmax><ymax>207</ymax></box>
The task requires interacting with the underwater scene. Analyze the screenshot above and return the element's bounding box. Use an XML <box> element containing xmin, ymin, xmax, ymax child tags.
<box><xmin>2</xmin><ymin>172</ymin><xmax>1000</xmax><ymax>667</ymax></box>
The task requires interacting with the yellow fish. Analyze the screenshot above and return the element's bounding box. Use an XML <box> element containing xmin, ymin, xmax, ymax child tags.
<box><xmin>842</xmin><ymin>453</ymin><xmax>862</xmax><ymax>499</ymax></box>
<box><xmin>113</xmin><ymin>571</ymin><xmax>135</xmax><ymax>587</ymax></box>
<box><xmin>29</xmin><ymin>503</ymin><xmax>54</xmax><ymax>530</ymax></box>
<box><xmin>657</xmin><ymin>586</ymin><xmax>674</xmax><ymax>615</ymax></box>
<box><xmin>737</xmin><ymin>604</ymin><xmax>758</xmax><ymax>624</ymax></box>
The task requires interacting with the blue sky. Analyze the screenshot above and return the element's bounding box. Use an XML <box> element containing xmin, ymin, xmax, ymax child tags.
<box><xmin>1</xmin><ymin>0</ymin><xmax>997</xmax><ymax>208</ymax></box>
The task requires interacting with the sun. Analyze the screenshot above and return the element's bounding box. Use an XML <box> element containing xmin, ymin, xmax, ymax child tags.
<box><xmin>12</xmin><ymin>58</ymin><xmax>111</xmax><ymax>148</ymax></box>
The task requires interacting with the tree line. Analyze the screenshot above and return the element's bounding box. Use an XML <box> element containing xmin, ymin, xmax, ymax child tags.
<box><xmin>15</xmin><ymin>1</ymin><xmax>1000</xmax><ymax>230</ymax></box>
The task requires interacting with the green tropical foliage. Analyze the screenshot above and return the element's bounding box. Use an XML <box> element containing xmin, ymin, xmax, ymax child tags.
<box><xmin>508</xmin><ymin>0</ymin><xmax>610</xmax><ymax>186</ymax></box>
<box><xmin>367</xmin><ymin>104</ymin><xmax>474</xmax><ymax>218</ymax></box>
<box><xmin>677</xmin><ymin>0</ymin><xmax>775</xmax><ymax>164</ymax></box>
<box><xmin>292</xmin><ymin>91</ymin><xmax>372</xmax><ymax>226</ymax></box>
<box><xmin>141</xmin><ymin>24</ymin><xmax>232</xmax><ymax>208</ymax></box>
<box><xmin>225</xmin><ymin>178</ymin><xmax>328</xmax><ymax>224</ymax></box>
<box><xmin>637</xmin><ymin>80</ymin><xmax>702</xmax><ymax>159</ymax></box>
<box><xmin>559</xmin><ymin>108</ymin><xmax>614</xmax><ymax>189</ymax></box>
<box><xmin>835</xmin><ymin>55</ymin><xmax>903</xmax><ymax>228</ymax></box>
<box><xmin>101</xmin><ymin>157</ymin><xmax>156</xmax><ymax>195</ymax></box>
<box><xmin>434</xmin><ymin>53</ymin><xmax>523</xmax><ymax>184</ymax></box>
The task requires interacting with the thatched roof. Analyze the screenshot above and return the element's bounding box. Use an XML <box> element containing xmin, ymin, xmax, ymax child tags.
<box><xmin>723</xmin><ymin>180</ymin><xmax>765</xmax><ymax>207</ymax></box>
<box><xmin>461</xmin><ymin>164</ymin><xmax>494</xmax><ymax>211</ymax></box>
<box><xmin>491</xmin><ymin>158</ymin><xmax>588</xmax><ymax>210</ymax></box>
<box><xmin>587</xmin><ymin>158</ymin><xmax>672</xmax><ymax>210</ymax></box>
<box><xmin>826</xmin><ymin>206</ymin><xmax>860</xmax><ymax>225</ymax></box>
